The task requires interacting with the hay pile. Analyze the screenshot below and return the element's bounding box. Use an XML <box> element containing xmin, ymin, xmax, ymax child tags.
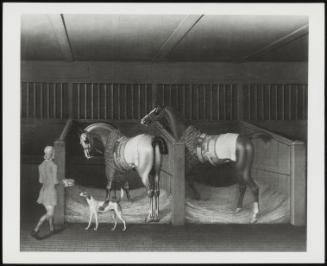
<box><xmin>65</xmin><ymin>184</ymin><xmax>172</xmax><ymax>224</ymax></box>
<box><xmin>185</xmin><ymin>181</ymin><xmax>290</xmax><ymax>224</ymax></box>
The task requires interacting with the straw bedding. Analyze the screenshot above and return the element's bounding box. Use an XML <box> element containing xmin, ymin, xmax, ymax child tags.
<box><xmin>64</xmin><ymin>181</ymin><xmax>289</xmax><ymax>224</ymax></box>
<box><xmin>185</xmin><ymin>181</ymin><xmax>290</xmax><ymax>224</ymax></box>
<box><xmin>65</xmin><ymin>184</ymin><xmax>172</xmax><ymax>224</ymax></box>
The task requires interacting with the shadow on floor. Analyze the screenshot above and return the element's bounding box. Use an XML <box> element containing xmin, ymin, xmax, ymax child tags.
<box><xmin>21</xmin><ymin>219</ymin><xmax>306</xmax><ymax>252</ymax></box>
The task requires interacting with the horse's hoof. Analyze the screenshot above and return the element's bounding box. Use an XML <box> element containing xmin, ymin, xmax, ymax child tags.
<box><xmin>94</xmin><ymin>228</ymin><xmax>98</xmax><ymax>231</ymax></box>
<box><xmin>235</xmin><ymin>208</ymin><xmax>242</xmax><ymax>213</ymax></box>
<box><xmin>85</xmin><ymin>227</ymin><xmax>89</xmax><ymax>230</ymax></box>
<box><xmin>111</xmin><ymin>228</ymin><xmax>116</xmax><ymax>231</ymax></box>
<box><xmin>153</xmin><ymin>217</ymin><xmax>160</xmax><ymax>222</ymax></box>
<box><xmin>145</xmin><ymin>215</ymin><xmax>154</xmax><ymax>223</ymax></box>
<box><xmin>250</xmin><ymin>216</ymin><xmax>258</xmax><ymax>224</ymax></box>
<box><xmin>30</xmin><ymin>230</ymin><xmax>40</xmax><ymax>239</ymax></box>
<box><xmin>122</xmin><ymin>227</ymin><xmax>126</xmax><ymax>232</ymax></box>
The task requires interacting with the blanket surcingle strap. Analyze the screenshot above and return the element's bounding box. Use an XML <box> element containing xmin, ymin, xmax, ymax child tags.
<box><xmin>113</xmin><ymin>136</ymin><xmax>134</xmax><ymax>171</ymax></box>
<box><xmin>104</xmin><ymin>129</ymin><xmax>134</xmax><ymax>173</ymax></box>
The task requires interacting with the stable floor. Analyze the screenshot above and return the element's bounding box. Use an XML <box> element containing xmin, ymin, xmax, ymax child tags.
<box><xmin>21</xmin><ymin>220</ymin><xmax>306</xmax><ymax>252</ymax></box>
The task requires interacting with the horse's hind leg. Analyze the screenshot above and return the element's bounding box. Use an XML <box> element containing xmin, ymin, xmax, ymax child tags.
<box><xmin>188</xmin><ymin>176</ymin><xmax>201</xmax><ymax>200</ymax></box>
<box><xmin>154</xmin><ymin>173</ymin><xmax>160</xmax><ymax>221</ymax></box>
<box><xmin>123</xmin><ymin>181</ymin><xmax>131</xmax><ymax>201</ymax></box>
<box><xmin>145</xmin><ymin>177</ymin><xmax>155</xmax><ymax>223</ymax></box>
<box><xmin>235</xmin><ymin>182</ymin><xmax>247</xmax><ymax>212</ymax></box>
<box><xmin>236</xmin><ymin>137</ymin><xmax>259</xmax><ymax>223</ymax></box>
<box><xmin>137</xmin><ymin>147</ymin><xmax>155</xmax><ymax>223</ymax></box>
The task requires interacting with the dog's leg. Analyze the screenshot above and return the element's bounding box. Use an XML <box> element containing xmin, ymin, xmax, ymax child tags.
<box><xmin>111</xmin><ymin>212</ymin><xmax>117</xmax><ymax>231</ymax></box>
<box><xmin>85</xmin><ymin>209</ymin><xmax>93</xmax><ymax>230</ymax></box>
<box><xmin>94</xmin><ymin>211</ymin><xmax>98</xmax><ymax>231</ymax></box>
<box><xmin>116</xmin><ymin>211</ymin><xmax>126</xmax><ymax>231</ymax></box>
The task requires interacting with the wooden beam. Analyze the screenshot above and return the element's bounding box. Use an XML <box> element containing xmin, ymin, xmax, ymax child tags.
<box><xmin>47</xmin><ymin>14</ymin><xmax>74</xmax><ymax>61</ymax></box>
<box><xmin>54</xmin><ymin>140</ymin><xmax>66</xmax><ymax>225</ymax></box>
<box><xmin>241</xmin><ymin>24</ymin><xmax>308</xmax><ymax>61</ymax></box>
<box><xmin>153</xmin><ymin>15</ymin><xmax>203</xmax><ymax>60</ymax></box>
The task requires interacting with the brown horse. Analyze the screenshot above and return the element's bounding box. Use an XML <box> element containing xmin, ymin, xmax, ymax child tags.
<box><xmin>141</xmin><ymin>106</ymin><xmax>272</xmax><ymax>223</ymax></box>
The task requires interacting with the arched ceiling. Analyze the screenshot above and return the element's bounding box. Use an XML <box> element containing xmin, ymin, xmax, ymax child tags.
<box><xmin>21</xmin><ymin>14</ymin><xmax>308</xmax><ymax>62</ymax></box>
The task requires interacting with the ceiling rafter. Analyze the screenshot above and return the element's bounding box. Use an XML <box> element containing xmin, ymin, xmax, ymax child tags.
<box><xmin>47</xmin><ymin>14</ymin><xmax>74</xmax><ymax>61</ymax></box>
<box><xmin>153</xmin><ymin>15</ymin><xmax>204</xmax><ymax>61</ymax></box>
<box><xmin>241</xmin><ymin>24</ymin><xmax>309</xmax><ymax>62</ymax></box>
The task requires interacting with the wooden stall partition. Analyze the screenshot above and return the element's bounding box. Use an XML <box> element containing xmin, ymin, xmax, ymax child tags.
<box><xmin>239</xmin><ymin>121</ymin><xmax>306</xmax><ymax>226</ymax></box>
<box><xmin>151</xmin><ymin>121</ymin><xmax>186</xmax><ymax>225</ymax></box>
<box><xmin>290</xmin><ymin>141</ymin><xmax>306</xmax><ymax>226</ymax></box>
<box><xmin>171</xmin><ymin>142</ymin><xmax>185</xmax><ymax>225</ymax></box>
<box><xmin>53</xmin><ymin>119</ymin><xmax>73</xmax><ymax>225</ymax></box>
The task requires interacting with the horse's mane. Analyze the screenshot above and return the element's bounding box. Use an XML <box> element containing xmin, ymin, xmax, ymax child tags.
<box><xmin>84</xmin><ymin>122</ymin><xmax>118</xmax><ymax>133</ymax></box>
<box><xmin>161</xmin><ymin>106</ymin><xmax>190</xmax><ymax>140</ymax></box>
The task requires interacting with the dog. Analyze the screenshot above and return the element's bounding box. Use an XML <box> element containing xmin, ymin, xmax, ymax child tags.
<box><xmin>79</xmin><ymin>190</ymin><xmax>127</xmax><ymax>232</ymax></box>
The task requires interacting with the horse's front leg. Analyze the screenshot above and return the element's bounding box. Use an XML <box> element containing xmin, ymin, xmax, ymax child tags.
<box><xmin>99</xmin><ymin>181</ymin><xmax>112</xmax><ymax>211</ymax></box>
<box><xmin>99</xmin><ymin>168</ymin><xmax>115</xmax><ymax>211</ymax></box>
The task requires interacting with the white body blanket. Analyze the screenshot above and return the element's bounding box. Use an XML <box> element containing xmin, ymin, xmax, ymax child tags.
<box><xmin>197</xmin><ymin>133</ymin><xmax>239</xmax><ymax>165</ymax></box>
<box><xmin>215</xmin><ymin>133</ymin><xmax>239</xmax><ymax>161</ymax></box>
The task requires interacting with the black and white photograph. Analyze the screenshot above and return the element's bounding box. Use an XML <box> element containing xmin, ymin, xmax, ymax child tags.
<box><xmin>3</xmin><ymin>2</ymin><xmax>325</xmax><ymax>264</ymax></box>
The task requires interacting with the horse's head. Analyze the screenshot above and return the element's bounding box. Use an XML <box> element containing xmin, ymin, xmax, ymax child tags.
<box><xmin>141</xmin><ymin>105</ymin><xmax>165</xmax><ymax>126</ymax></box>
<box><xmin>79</xmin><ymin>122</ymin><xmax>114</xmax><ymax>159</ymax></box>
<box><xmin>79</xmin><ymin>131</ymin><xmax>94</xmax><ymax>159</ymax></box>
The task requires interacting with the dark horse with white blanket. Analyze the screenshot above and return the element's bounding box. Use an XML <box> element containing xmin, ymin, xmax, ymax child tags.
<box><xmin>141</xmin><ymin>106</ymin><xmax>272</xmax><ymax>223</ymax></box>
<box><xmin>79</xmin><ymin>122</ymin><xmax>168</xmax><ymax>222</ymax></box>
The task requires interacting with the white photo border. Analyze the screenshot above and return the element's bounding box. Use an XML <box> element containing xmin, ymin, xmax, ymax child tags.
<box><xmin>3</xmin><ymin>2</ymin><xmax>325</xmax><ymax>263</ymax></box>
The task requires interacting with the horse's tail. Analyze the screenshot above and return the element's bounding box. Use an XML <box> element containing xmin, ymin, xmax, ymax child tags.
<box><xmin>152</xmin><ymin>136</ymin><xmax>168</xmax><ymax>155</ymax></box>
<box><xmin>247</xmin><ymin>132</ymin><xmax>273</xmax><ymax>143</ymax></box>
<box><xmin>152</xmin><ymin>136</ymin><xmax>168</xmax><ymax>174</ymax></box>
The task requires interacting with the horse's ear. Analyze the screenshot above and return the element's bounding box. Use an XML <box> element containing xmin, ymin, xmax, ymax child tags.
<box><xmin>77</xmin><ymin>129</ymin><xmax>86</xmax><ymax>139</ymax></box>
<box><xmin>73</xmin><ymin>121</ymin><xmax>85</xmax><ymax>135</ymax></box>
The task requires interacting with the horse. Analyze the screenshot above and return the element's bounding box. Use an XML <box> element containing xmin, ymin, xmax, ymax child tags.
<box><xmin>141</xmin><ymin>106</ymin><xmax>272</xmax><ymax>223</ymax></box>
<box><xmin>79</xmin><ymin>122</ymin><xmax>168</xmax><ymax>222</ymax></box>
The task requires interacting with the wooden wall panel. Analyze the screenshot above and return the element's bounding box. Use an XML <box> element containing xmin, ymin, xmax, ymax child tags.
<box><xmin>71</xmin><ymin>83</ymin><xmax>152</xmax><ymax>120</ymax></box>
<box><xmin>21</xmin><ymin>80</ymin><xmax>307</xmax><ymax>122</ymax></box>
<box><xmin>156</xmin><ymin>83</ymin><xmax>238</xmax><ymax>121</ymax></box>
<box><xmin>243</xmin><ymin>83</ymin><xmax>307</xmax><ymax>120</ymax></box>
<box><xmin>21</xmin><ymin>82</ymin><xmax>69</xmax><ymax>119</ymax></box>
<box><xmin>253</xmin><ymin>169</ymin><xmax>291</xmax><ymax>198</ymax></box>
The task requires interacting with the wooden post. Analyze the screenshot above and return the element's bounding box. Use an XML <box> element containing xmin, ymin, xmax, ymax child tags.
<box><xmin>237</xmin><ymin>83</ymin><xmax>244</xmax><ymax>121</ymax></box>
<box><xmin>68</xmin><ymin>82</ymin><xmax>73</xmax><ymax>119</ymax></box>
<box><xmin>54</xmin><ymin>140</ymin><xmax>66</xmax><ymax>225</ymax></box>
<box><xmin>171</xmin><ymin>142</ymin><xmax>185</xmax><ymax>225</ymax></box>
<box><xmin>290</xmin><ymin>141</ymin><xmax>306</xmax><ymax>226</ymax></box>
<box><xmin>151</xmin><ymin>83</ymin><xmax>157</xmax><ymax>108</ymax></box>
